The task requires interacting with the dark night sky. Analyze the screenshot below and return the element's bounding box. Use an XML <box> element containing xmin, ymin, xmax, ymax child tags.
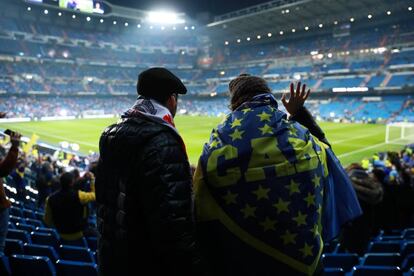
<box><xmin>108</xmin><ymin>0</ymin><xmax>268</xmax><ymax>17</ymax></box>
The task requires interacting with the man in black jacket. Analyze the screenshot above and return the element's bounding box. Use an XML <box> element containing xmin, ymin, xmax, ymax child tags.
<box><xmin>96</xmin><ymin>68</ymin><xmax>203</xmax><ymax>276</ymax></box>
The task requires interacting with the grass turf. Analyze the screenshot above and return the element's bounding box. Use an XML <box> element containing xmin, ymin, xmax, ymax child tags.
<box><xmin>0</xmin><ymin>116</ymin><xmax>406</xmax><ymax>166</ymax></box>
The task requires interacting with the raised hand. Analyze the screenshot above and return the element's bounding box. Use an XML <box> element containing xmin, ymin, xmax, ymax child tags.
<box><xmin>9</xmin><ymin>131</ymin><xmax>22</xmax><ymax>148</ymax></box>
<box><xmin>281</xmin><ymin>82</ymin><xmax>311</xmax><ymax>116</ymax></box>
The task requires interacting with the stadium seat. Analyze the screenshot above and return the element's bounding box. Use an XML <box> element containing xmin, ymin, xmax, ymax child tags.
<box><xmin>5</xmin><ymin>239</ymin><xmax>24</xmax><ymax>256</ymax></box>
<box><xmin>378</xmin><ymin>235</ymin><xmax>404</xmax><ymax>241</ymax></box>
<box><xmin>7</xmin><ymin>222</ymin><xmax>15</xmax><ymax>229</ymax></box>
<box><xmin>9</xmin><ymin>254</ymin><xmax>56</xmax><ymax>276</ymax></box>
<box><xmin>15</xmin><ymin>222</ymin><xmax>36</xmax><ymax>232</ymax></box>
<box><xmin>401</xmin><ymin>254</ymin><xmax>414</xmax><ymax>272</ymax></box>
<box><xmin>323</xmin><ymin>267</ymin><xmax>345</xmax><ymax>275</ymax></box>
<box><xmin>403</xmin><ymin>229</ymin><xmax>414</xmax><ymax>239</ymax></box>
<box><xmin>322</xmin><ymin>253</ymin><xmax>360</xmax><ymax>272</ymax></box>
<box><xmin>350</xmin><ymin>265</ymin><xmax>401</xmax><ymax>276</ymax></box>
<box><xmin>367</xmin><ymin>241</ymin><xmax>401</xmax><ymax>253</ymax></box>
<box><xmin>402</xmin><ymin>242</ymin><xmax>414</xmax><ymax>257</ymax></box>
<box><xmin>9</xmin><ymin>215</ymin><xmax>24</xmax><ymax>224</ymax></box>
<box><xmin>24</xmin><ymin>218</ymin><xmax>44</xmax><ymax>228</ymax></box>
<box><xmin>24</xmin><ymin>244</ymin><xmax>59</xmax><ymax>263</ymax></box>
<box><xmin>56</xmin><ymin>260</ymin><xmax>98</xmax><ymax>276</ymax></box>
<box><xmin>409</xmin><ymin>267</ymin><xmax>414</xmax><ymax>276</ymax></box>
<box><xmin>60</xmin><ymin>237</ymin><xmax>88</xmax><ymax>248</ymax></box>
<box><xmin>22</xmin><ymin>209</ymin><xmax>36</xmax><ymax>219</ymax></box>
<box><xmin>361</xmin><ymin>253</ymin><xmax>401</xmax><ymax>266</ymax></box>
<box><xmin>31</xmin><ymin>232</ymin><xmax>60</xmax><ymax>249</ymax></box>
<box><xmin>58</xmin><ymin>245</ymin><xmax>94</xmax><ymax>263</ymax></box>
<box><xmin>9</xmin><ymin>206</ymin><xmax>23</xmax><ymax>217</ymax></box>
<box><xmin>6</xmin><ymin>229</ymin><xmax>31</xmax><ymax>243</ymax></box>
<box><xmin>35</xmin><ymin>227</ymin><xmax>60</xmax><ymax>240</ymax></box>
<box><xmin>35</xmin><ymin>211</ymin><xmax>45</xmax><ymax>221</ymax></box>
<box><xmin>86</xmin><ymin>237</ymin><xmax>97</xmax><ymax>252</ymax></box>
<box><xmin>0</xmin><ymin>255</ymin><xmax>11</xmax><ymax>276</ymax></box>
<box><xmin>324</xmin><ymin>242</ymin><xmax>340</xmax><ymax>253</ymax></box>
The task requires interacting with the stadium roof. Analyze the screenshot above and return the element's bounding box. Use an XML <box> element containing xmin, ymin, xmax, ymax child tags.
<box><xmin>206</xmin><ymin>0</ymin><xmax>413</xmax><ymax>42</ymax></box>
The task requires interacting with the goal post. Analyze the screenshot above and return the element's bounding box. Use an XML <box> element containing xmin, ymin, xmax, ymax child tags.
<box><xmin>385</xmin><ymin>122</ymin><xmax>414</xmax><ymax>145</ymax></box>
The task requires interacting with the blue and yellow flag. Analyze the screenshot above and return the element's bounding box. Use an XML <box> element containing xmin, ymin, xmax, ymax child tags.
<box><xmin>194</xmin><ymin>94</ymin><xmax>361</xmax><ymax>275</ymax></box>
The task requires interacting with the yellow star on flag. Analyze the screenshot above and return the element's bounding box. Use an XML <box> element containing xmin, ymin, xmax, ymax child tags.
<box><xmin>281</xmin><ymin>230</ymin><xmax>297</xmax><ymax>245</ymax></box>
<box><xmin>241</xmin><ymin>204</ymin><xmax>256</xmax><ymax>219</ymax></box>
<box><xmin>212</xmin><ymin>131</ymin><xmax>219</xmax><ymax>139</ymax></box>
<box><xmin>260</xmin><ymin>217</ymin><xmax>276</xmax><ymax>232</ymax></box>
<box><xmin>273</xmin><ymin>198</ymin><xmax>290</xmax><ymax>214</ymax></box>
<box><xmin>299</xmin><ymin>243</ymin><xmax>314</xmax><ymax>258</ymax></box>
<box><xmin>317</xmin><ymin>205</ymin><xmax>322</xmax><ymax>216</ymax></box>
<box><xmin>241</xmin><ymin>108</ymin><xmax>252</xmax><ymax>114</ymax></box>
<box><xmin>229</xmin><ymin>129</ymin><xmax>244</xmax><ymax>141</ymax></box>
<box><xmin>222</xmin><ymin>190</ymin><xmax>238</xmax><ymax>205</ymax></box>
<box><xmin>288</xmin><ymin>180</ymin><xmax>300</xmax><ymax>195</ymax></box>
<box><xmin>312</xmin><ymin>175</ymin><xmax>321</xmax><ymax>188</ymax></box>
<box><xmin>293</xmin><ymin>211</ymin><xmax>307</xmax><ymax>226</ymax></box>
<box><xmin>209</xmin><ymin>140</ymin><xmax>220</xmax><ymax>149</ymax></box>
<box><xmin>259</xmin><ymin>124</ymin><xmax>273</xmax><ymax>135</ymax></box>
<box><xmin>252</xmin><ymin>185</ymin><xmax>270</xmax><ymax>200</ymax></box>
<box><xmin>304</xmin><ymin>192</ymin><xmax>315</xmax><ymax>207</ymax></box>
<box><xmin>289</xmin><ymin>125</ymin><xmax>298</xmax><ymax>136</ymax></box>
<box><xmin>257</xmin><ymin>111</ymin><xmax>272</xmax><ymax>122</ymax></box>
<box><xmin>310</xmin><ymin>225</ymin><xmax>319</xmax><ymax>237</ymax></box>
<box><xmin>231</xmin><ymin>118</ymin><xmax>242</xmax><ymax>128</ymax></box>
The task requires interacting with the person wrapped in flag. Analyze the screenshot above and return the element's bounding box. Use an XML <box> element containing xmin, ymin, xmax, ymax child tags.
<box><xmin>193</xmin><ymin>75</ymin><xmax>362</xmax><ymax>275</ymax></box>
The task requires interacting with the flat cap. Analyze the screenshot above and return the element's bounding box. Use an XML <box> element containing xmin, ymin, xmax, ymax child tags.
<box><xmin>137</xmin><ymin>67</ymin><xmax>187</xmax><ymax>101</ymax></box>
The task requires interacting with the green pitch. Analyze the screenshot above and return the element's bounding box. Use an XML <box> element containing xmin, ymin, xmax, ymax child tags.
<box><xmin>0</xmin><ymin>117</ymin><xmax>406</xmax><ymax>165</ymax></box>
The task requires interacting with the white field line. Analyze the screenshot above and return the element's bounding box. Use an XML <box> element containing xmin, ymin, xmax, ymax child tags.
<box><xmin>337</xmin><ymin>142</ymin><xmax>402</xmax><ymax>158</ymax></box>
<box><xmin>331</xmin><ymin>129</ymin><xmax>385</xmax><ymax>144</ymax></box>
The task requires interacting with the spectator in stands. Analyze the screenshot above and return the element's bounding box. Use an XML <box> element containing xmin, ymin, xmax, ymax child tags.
<box><xmin>0</xmin><ymin>131</ymin><xmax>21</xmax><ymax>257</ymax></box>
<box><xmin>35</xmin><ymin>161</ymin><xmax>54</xmax><ymax>208</ymax></box>
<box><xmin>193</xmin><ymin>77</ymin><xmax>361</xmax><ymax>275</ymax></box>
<box><xmin>96</xmin><ymin>68</ymin><xmax>204</xmax><ymax>276</ymax></box>
<box><xmin>10</xmin><ymin>162</ymin><xmax>27</xmax><ymax>201</ymax></box>
<box><xmin>44</xmin><ymin>171</ymin><xmax>95</xmax><ymax>241</ymax></box>
<box><xmin>342</xmin><ymin>164</ymin><xmax>384</xmax><ymax>255</ymax></box>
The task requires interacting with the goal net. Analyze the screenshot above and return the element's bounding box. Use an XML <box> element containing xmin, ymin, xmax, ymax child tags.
<box><xmin>385</xmin><ymin>122</ymin><xmax>414</xmax><ymax>145</ymax></box>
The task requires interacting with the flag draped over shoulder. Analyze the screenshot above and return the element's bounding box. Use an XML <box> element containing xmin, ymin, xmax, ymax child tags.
<box><xmin>194</xmin><ymin>94</ymin><xmax>361</xmax><ymax>275</ymax></box>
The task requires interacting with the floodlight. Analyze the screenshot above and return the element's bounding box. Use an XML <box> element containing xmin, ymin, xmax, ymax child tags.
<box><xmin>44</xmin><ymin>9</ymin><xmax>48</xmax><ymax>15</ymax></box>
<box><xmin>267</xmin><ymin>33</ymin><xmax>272</xmax><ymax>37</ymax></box>
<box><xmin>58</xmin><ymin>12</ymin><xmax>62</xmax><ymax>16</ymax></box>
<box><xmin>147</xmin><ymin>11</ymin><xmax>185</xmax><ymax>25</ymax></box>
<box><xmin>27</xmin><ymin>7</ymin><xmax>31</xmax><ymax>11</ymax></box>
<box><xmin>100</xmin><ymin>19</ymin><xmax>104</xmax><ymax>23</ymax></box>
<box><xmin>86</xmin><ymin>16</ymin><xmax>91</xmax><ymax>22</ymax></box>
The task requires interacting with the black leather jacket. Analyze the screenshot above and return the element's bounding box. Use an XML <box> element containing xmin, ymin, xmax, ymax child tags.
<box><xmin>96</xmin><ymin>115</ymin><xmax>202</xmax><ymax>276</ymax></box>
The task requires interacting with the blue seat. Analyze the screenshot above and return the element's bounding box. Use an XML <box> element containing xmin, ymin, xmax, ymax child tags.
<box><xmin>351</xmin><ymin>265</ymin><xmax>401</xmax><ymax>276</ymax></box>
<box><xmin>324</xmin><ymin>242</ymin><xmax>340</xmax><ymax>253</ymax></box>
<box><xmin>0</xmin><ymin>255</ymin><xmax>11</xmax><ymax>276</ymax></box>
<box><xmin>24</xmin><ymin>218</ymin><xmax>43</xmax><ymax>227</ymax></box>
<box><xmin>9</xmin><ymin>206</ymin><xmax>23</xmax><ymax>217</ymax></box>
<box><xmin>35</xmin><ymin>227</ymin><xmax>60</xmax><ymax>240</ymax></box>
<box><xmin>22</xmin><ymin>209</ymin><xmax>36</xmax><ymax>219</ymax></box>
<box><xmin>322</xmin><ymin>253</ymin><xmax>360</xmax><ymax>272</ymax></box>
<box><xmin>15</xmin><ymin>222</ymin><xmax>35</xmax><ymax>232</ymax></box>
<box><xmin>31</xmin><ymin>232</ymin><xmax>60</xmax><ymax>249</ymax></box>
<box><xmin>35</xmin><ymin>211</ymin><xmax>45</xmax><ymax>221</ymax></box>
<box><xmin>362</xmin><ymin>253</ymin><xmax>401</xmax><ymax>266</ymax></box>
<box><xmin>409</xmin><ymin>267</ymin><xmax>414</xmax><ymax>276</ymax></box>
<box><xmin>7</xmin><ymin>222</ymin><xmax>15</xmax><ymax>229</ymax></box>
<box><xmin>56</xmin><ymin>260</ymin><xmax>98</xmax><ymax>276</ymax></box>
<box><xmin>86</xmin><ymin>237</ymin><xmax>97</xmax><ymax>252</ymax></box>
<box><xmin>61</xmin><ymin>237</ymin><xmax>88</xmax><ymax>248</ymax></box>
<box><xmin>58</xmin><ymin>245</ymin><xmax>94</xmax><ymax>263</ymax></box>
<box><xmin>403</xmin><ymin>229</ymin><xmax>414</xmax><ymax>239</ymax></box>
<box><xmin>9</xmin><ymin>215</ymin><xmax>23</xmax><ymax>224</ymax></box>
<box><xmin>323</xmin><ymin>267</ymin><xmax>345</xmax><ymax>275</ymax></box>
<box><xmin>367</xmin><ymin>241</ymin><xmax>401</xmax><ymax>253</ymax></box>
<box><xmin>24</xmin><ymin>244</ymin><xmax>59</xmax><ymax>263</ymax></box>
<box><xmin>6</xmin><ymin>229</ymin><xmax>31</xmax><ymax>243</ymax></box>
<box><xmin>5</xmin><ymin>239</ymin><xmax>24</xmax><ymax>256</ymax></box>
<box><xmin>9</xmin><ymin>254</ymin><xmax>56</xmax><ymax>276</ymax></box>
<box><xmin>402</xmin><ymin>254</ymin><xmax>414</xmax><ymax>272</ymax></box>
<box><xmin>378</xmin><ymin>235</ymin><xmax>403</xmax><ymax>241</ymax></box>
<box><xmin>402</xmin><ymin>242</ymin><xmax>414</xmax><ymax>257</ymax></box>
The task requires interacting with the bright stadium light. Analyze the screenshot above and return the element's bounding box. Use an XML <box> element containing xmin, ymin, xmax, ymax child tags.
<box><xmin>408</xmin><ymin>7</ymin><xmax>412</xmax><ymax>11</ymax></box>
<box><xmin>44</xmin><ymin>9</ymin><xmax>48</xmax><ymax>15</ymax></box>
<box><xmin>319</xmin><ymin>23</ymin><xmax>323</xmax><ymax>28</ymax></box>
<box><xmin>285</xmin><ymin>9</ymin><xmax>290</xmax><ymax>13</ymax></box>
<box><xmin>257</xmin><ymin>35</ymin><xmax>261</xmax><ymax>39</ymax></box>
<box><xmin>172</xmin><ymin>26</ymin><xmax>176</xmax><ymax>30</ymax></box>
<box><xmin>27</xmin><ymin>7</ymin><xmax>31</xmax><ymax>11</ymax></box>
<box><xmin>72</xmin><ymin>14</ymin><xmax>76</xmax><ymax>19</ymax></box>
<box><xmin>279</xmin><ymin>31</ymin><xmax>284</xmax><ymax>35</ymax></box>
<box><xmin>237</xmin><ymin>39</ymin><xmax>241</xmax><ymax>43</ymax></box>
<box><xmin>146</xmin><ymin>11</ymin><xmax>185</xmax><ymax>25</ymax></box>
<box><xmin>137</xmin><ymin>24</ymin><xmax>141</xmax><ymax>28</ymax></box>
<box><xmin>387</xmin><ymin>11</ymin><xmax>391</xmax><ymax>15</ymax></box>
<box><xmin>191</xmin><ymin>26</ymin><xmax>195</xmax><ymax>30</ymax></box>
<box><xmin>350</xmin><ymin>17</ymin><xmax>354</xmax><ymax>22</ymax></box>
<box><xmin>113</xmin><ymin>20</ymin><xmax>117</xmax><ymax>25</ymax></box>
<box><xmin>184</xmin><ymin>26</ymin><xmax>188</xmax><ymax>30</ymax></box>
<box><xmin>149</xmin><ymin>25</ymin><xmax>153</xmax><ymax>29</ymax></box>
<box><xmin>305</xmin><ymin>26</ymin><xmax>309</xmax><ymax>30</ymax></box>
<box><xmin>291</xmin><ymin>28</ymin><xmax>296</xmax><ymax>33</ymax></box>
<box><xmin>368</xmin><ymin>14</ymin><xmax>372</xmax><ymax>19</ymax></box>
<box><xmin>246</xmin><ymin>37</ymin><xmax>251</xmax><ymax>41</ymax></box>
<box><xmin>124</xmin><ymin>22</ymin><xmax>128</xmax><ymax>27</ymax></box>
<box><xmin>58</xmin><ymin>12</ymin><xmax>62</xmax><ymax>16</ymax></box>
<box><xmin>100</xmin><ymin>19</ymin><xmax>104</xmax><ymax>23</ymax></box>
<box><xmin>161</xmin><ymin>26</ymin><xmax>165</xmax><ymax>30</ymax></box>
<box><xmin>267</xmin><ymin>32</ymin><xmax>272</xmax><ymax>37</ymax></box>
<box><xmin>334</xmin><ymin>20</ymin><xmax>338</xmax><ymax>25</ymax></box>
<box><xmin>86</xmin><ymin>16</ymin><xmax>91</xmax><ymax>22</ymax></box>
<box><xmin>224</xmin><ymin>41</ymin><xmax>229</xmax><ymax>45</ymax></box>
